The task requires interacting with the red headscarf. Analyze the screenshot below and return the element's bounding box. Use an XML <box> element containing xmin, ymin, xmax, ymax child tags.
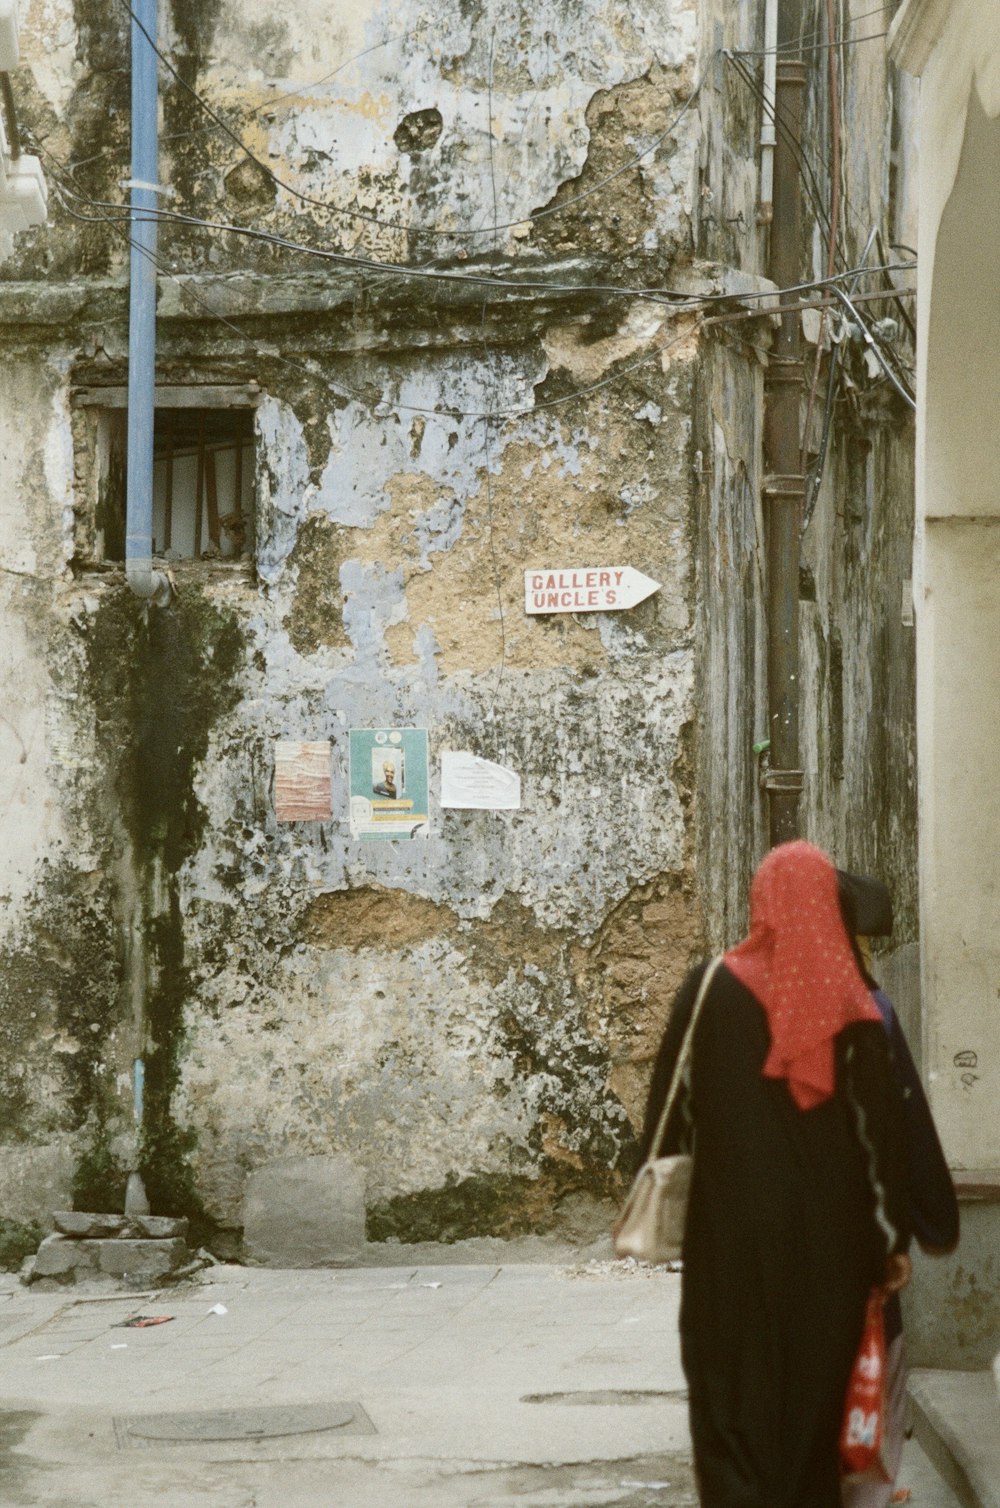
<box><xmin>723</xmin><ymin>840</ymin><xmax>880</xmax><ymax>1110</ymax></box>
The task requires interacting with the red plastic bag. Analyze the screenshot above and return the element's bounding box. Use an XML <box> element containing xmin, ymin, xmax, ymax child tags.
<box><xmin>840</xmin><ymin>1290</ymin><xmax>890</xmax><ymax>1478</ymax></box>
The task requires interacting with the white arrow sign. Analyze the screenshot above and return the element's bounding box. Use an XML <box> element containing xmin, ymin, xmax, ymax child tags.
<box><xmin>524</xmin><ymin>566</ymin><xmax>661</xmax><ymax>615</ymax></box>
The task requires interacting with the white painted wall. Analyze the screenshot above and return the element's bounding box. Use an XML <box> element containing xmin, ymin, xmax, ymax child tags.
<box><xmin>894</xmin><ymin>0</ymin><xmax>1000</xmax><ymax>1168</ymax></box>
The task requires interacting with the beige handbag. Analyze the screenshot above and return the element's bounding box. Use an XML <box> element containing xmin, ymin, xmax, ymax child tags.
<box><xmin>613</xmin><ymin>956</ymin><xmax>722</xmax><ymax>1264</ymax></box>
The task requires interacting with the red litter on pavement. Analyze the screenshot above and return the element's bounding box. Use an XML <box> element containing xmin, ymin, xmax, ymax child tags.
<box><xmin>116</xmin><ymin>1315</ymin><xmax>174</xmax><ymax>1328</ymax></box>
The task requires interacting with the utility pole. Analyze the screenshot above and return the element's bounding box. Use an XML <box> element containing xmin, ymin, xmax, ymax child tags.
<box><xmin>762</xmin><ymin>0</ymin><xmax>806</xmax><ymax>846</ymax></box>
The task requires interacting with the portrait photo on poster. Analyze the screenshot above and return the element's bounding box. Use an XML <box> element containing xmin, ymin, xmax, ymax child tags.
<box><xmin>348</xmin><ymin>728</ymin><xmax>429</xmax><ymax>840</ymax></box>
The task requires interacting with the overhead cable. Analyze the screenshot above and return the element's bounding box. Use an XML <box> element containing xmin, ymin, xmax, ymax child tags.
<box><xmin>827</xmin><ymin>284</ymin><xmax>915</xmax><ymax>408</ymax></box>
<box><xmin>40</xmin><ymin>139</ymin><xmax>913</xmax><ymax>433</ymax></box>
<box><xmin>38</xmin><ymin>143</ymin><xmax>915</xmax><ymax>313</ymax></box>
<box><xmin>44</xmin><ymin>169</ymin><xmax>910</xmax><ymax>435</ymax></box>
<box><xmin>802</xmin><ymin>226</ymin><xmax>879</xmax><ymax>525</ymax></box>
<box><xmin>733</xmin><ymin>28</ymin><xmax>887</xmax><ymax>58</ymax></box>
<box><xmin>724</xmin><ymin>38</ymin><xmax>915</xmax><ymax>412</ymax></box>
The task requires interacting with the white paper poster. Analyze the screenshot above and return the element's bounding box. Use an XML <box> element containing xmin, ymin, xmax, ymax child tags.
<box><xmin>440</xmin><ymin>750</ymin><xmax>521</xmax><ymax>810</ymax></box>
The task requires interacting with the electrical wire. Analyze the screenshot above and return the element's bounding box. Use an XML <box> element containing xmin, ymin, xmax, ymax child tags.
<box><xmin>802</xmin><ymin>225</ymin><xmax>879</xmax><ymax>525</ymax></box>
<box><xmin>38</xmin><ymin>126</ymin><xmax>915</xmax><ymax>440</ymax></box>
<box><xmin>44</xmin><ymin>160</ymin><xmax>912</xmax><ymax>443</ymax></box>
<box><xmin>48</xmin><ymin>0</ymin><xmax>912</xmax><ymax>401</ymax></box>
<box><xmin>726</xmin><ymin>50</ymin><xmax>840</xmax><ymax>259</ymax></box>
<box><xmin>801</xmin><ymin>0</ymin><xmax>845</xmax><ymax>473</ymax></box>
<box><xmin>42</xmin><ymin>157</ymin><xmax>704</xmax><ymax>424</ymax></box>
<box><xmin>726</xmin><ymin>43</ymin><xmax>881</xmax><ymax>271</ymax></box>
<box><xmin>33</xmin><ymin>163</ymin><xmax>698</xmax><ymax>309</ymax></box>
<box><xmin>827</xmin><ymin>284</ymin><xmax>915</xmax><ymax>407</ymax></box>
<box><xmin>735</xmin><ymin>2</ymin><xmax>894</xmax><ymax>55</ymax></box>
<box><xmin>31</xmin><ymin>0</ymin><xmax>906</xmax><ymax>310</ymax></box>
<box><xmin>113</xmin><ymin>0</ymin><xmax>706</xmax><ymax>246</ymax></box>
<box><xmin>729</xmin><ymin>26</ymin><xmax>901</xmax><ymax>298</ymax></box>
<box><xmin>730</xmin><ymin>48</ymin><xmax>911</xmax><ymax>412</ymax></box>
<box><xmin>723</xmin><ymin>35</ymin><xmax>917</xmax><ymax>407</ymax></box>
<box><xmin>724</xmin><ymin>42</ymin><xmax>915</xmax><ymax>404</ymax></box>
<box><xmin>37</xmin><ymin>157</ymin><xmax>682</xmax><ymax>306</ymax></box>
<box><xmin>875</xmin><ymin>228</ymin><xmax>917</xmax><ymax>343</ymax></box>
<box><xmin>735</xmin><ymin>28</ymin><xmax>887</xmax><ymax>57</ymax></box>
<box><xmin>824</xmin><ymin>0</ymin><xmax>842</xmax><ymax>286</ymax></box>
<box><xmin>37</xmin><ymin>140</ymin><xmax>917</xmax><ymax>317</ymax></box>
<box><xmin>732</xmin><ymin>2</ymin><xmax>894</xmax><ymax>57</ymax></box>
<box><xmin>725</xmin><ymin>20</ymin><xmax>917</xmax><ymax>499</ymax></box>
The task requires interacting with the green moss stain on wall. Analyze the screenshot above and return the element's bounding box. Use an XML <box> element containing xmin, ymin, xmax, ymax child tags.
<box><xmin>72</xmin><ymin>1143</ymin><xmax>127</xmax><ymax>1216</ymax></box>
<box><xmin>0</xmin><ymin>866</ymin><xmax>122</xmax><ymax>1174</ymax></box>
<box><xmin>84</xmin><ymin>586</ymin><xmax>245</xmax><ymax>1220</ymax></box>
<box><xmin>0</xmin><ymin>1219</ymin><xmax>44</xmax><ymax>1272</ymax></box>
<box><xmin>366</xmin><ymin>1165</ymin><xmax>616</xmax><ymax>1245</ymax></box>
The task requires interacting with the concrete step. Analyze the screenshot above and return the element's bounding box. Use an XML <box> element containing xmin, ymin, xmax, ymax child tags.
<box><xmin>908</xmin><ymin>1369</ymin><xmax>1000</xmax><ymax>1508</ymax></box>
<box><xmin>898</xmin><ymin>1435</ymin><xmax>966</xmax><ymax>1508</ymax></box>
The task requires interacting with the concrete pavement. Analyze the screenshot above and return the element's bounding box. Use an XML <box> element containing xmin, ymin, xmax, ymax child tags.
<box><xmin>907</xmin><ymin>1368</ymin><xmax>1000</xmax><ymax>1508</ymax></box>
<box><xmin>0</xmin><ymin>1259</ymin><xmax>694</xmax><ymax>1508</ymax></box>
<box><xmin>0</xmin><ymin>1257</ymin><xmax>966</xmax><ymax>1508</ymax></box>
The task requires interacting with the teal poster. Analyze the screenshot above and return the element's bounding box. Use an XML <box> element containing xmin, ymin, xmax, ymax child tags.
<box><xmin>348</xmin><ymin>728</ymin><xmax>429</xmax><ymax>840</ymax></box>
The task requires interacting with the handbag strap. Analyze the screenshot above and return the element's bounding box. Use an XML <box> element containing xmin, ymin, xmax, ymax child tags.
<box><xmin>648</xmin><ymin>955</ymin><xmax>723</xmax><ymax>1160</ymax></box>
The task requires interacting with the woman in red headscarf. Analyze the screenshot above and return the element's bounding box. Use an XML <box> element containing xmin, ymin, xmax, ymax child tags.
<box><xmin>639</xmin><ymin>841</ymin><xmax>912</xmax><ymax>1508</ymax></box>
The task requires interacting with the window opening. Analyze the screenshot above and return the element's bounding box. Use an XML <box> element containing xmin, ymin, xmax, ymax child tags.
<box><xmin>152</xmin><ymin>407</ymin><xmax>254</xmax><ymax>561</ymax></box>
<box><xmin>78</xmin><ymin>389</ymin><xmax>258</xmax><ymax>566</ymax></box>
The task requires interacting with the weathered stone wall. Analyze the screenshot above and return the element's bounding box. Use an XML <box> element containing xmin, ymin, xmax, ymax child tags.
<box><xmin>0</xmin><ymin>0</ymin><xmax>713</xmax><ymax>1249</ymax></box>
<box><xmin>0</xmin><ymin>0</ymin><xmax>918</xmax><ymax>1254</ymax></box>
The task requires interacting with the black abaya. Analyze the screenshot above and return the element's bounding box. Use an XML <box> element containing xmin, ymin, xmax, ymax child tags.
<box><xmin>639</xmin><ymin>962</ymin><xmax>911</xmax><ymax>1508</ymax></box>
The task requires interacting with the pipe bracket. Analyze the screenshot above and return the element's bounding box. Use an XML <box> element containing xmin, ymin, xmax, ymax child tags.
<box><xmin>760</xmin><ymin>766</ymin><xmax>805</xmax><ymax>794</ymax></box>
<box><xmin>775</xmin><ymin>60</ymin><xmax>808</xmax><ymax>89</ymax></box>
<box><xmin>763</xmin><ymin>473</ymin><xmax>806</xmax><ymax>500</ymax></box>
<box><xmin>764</xmin><ymin>357</ymin><xmax>805</xmax><ymax>386</ymax></box>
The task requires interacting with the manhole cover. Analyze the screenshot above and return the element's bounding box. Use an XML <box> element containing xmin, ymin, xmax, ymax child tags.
<box><xmin>521</xmin><ymin>1389</ymin><xmax>688</xmax><ymax>1406</ymax></box>
<box><xmin>113</xmin><ymin>1402</ymin><xmax>374</xmax><ymax>1448</ymax></box>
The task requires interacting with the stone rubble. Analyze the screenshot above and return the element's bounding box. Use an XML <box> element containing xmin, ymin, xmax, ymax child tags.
<box><xmin>25</xmin><ymin>1212</ymin><xmax>196</xmax><ymax>1287</ymax></box>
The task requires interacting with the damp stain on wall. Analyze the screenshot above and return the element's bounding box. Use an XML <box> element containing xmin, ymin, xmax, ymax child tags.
<box><xmin>81</xmin><ymin>586</ymin><xmax>246</xmax><ymax>1221</ymax></box>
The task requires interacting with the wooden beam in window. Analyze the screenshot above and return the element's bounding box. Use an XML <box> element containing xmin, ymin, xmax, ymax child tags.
<box><xmin>163</xmin><ymin>408</ymin><xmax>175</xmax><ymax>552</ymax></box>
<box><xmin>194</xmin><ymin>410</ymin><xmax>206</xmax><ymax>559</ymax></box>
<box><xmin>72</xmin><ymin>384</ymin><xmax>261</xmax><ymax>408</ymax></box>
<box><xmin>233</xmin><ymin>436</ymin><xmax>243</xmax><ymax>527</ymax></box>
<box><xmin>205</xmin><ymin>447</ymin><xmax>220</xmax><ymax>551</ymax></box>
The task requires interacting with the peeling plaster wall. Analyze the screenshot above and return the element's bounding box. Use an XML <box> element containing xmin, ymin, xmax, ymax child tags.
<box><xmin>170</xmin><ymin>0</ymin><xmax>699</xmax><ymax>263</ymax></box>
<box><xmin>0</xmin><ymin>346</ymin><xmax>127</xmax><ymax>1224</ymax></box>
<box><xmin>171</xmin><ymin>327</ymin><xmax>703</xmax><ymax>1230</ymax></box>
<box><xmin>0</xmin><ymin>0</ymin><xmax>919</xmax><ymax>1251</ymax></box>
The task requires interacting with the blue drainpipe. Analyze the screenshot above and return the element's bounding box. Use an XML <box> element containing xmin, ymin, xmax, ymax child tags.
<box><xmin>126</xmin><ymin>0</ymin><xmax>172</xmax><ymax>606</ymax></box>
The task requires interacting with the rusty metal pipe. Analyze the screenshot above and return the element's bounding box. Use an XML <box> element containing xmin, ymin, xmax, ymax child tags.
<box><xmin>762</xmin><ymin>27</ymin><xmax>807</xmax><ymax>846</ymax></box>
